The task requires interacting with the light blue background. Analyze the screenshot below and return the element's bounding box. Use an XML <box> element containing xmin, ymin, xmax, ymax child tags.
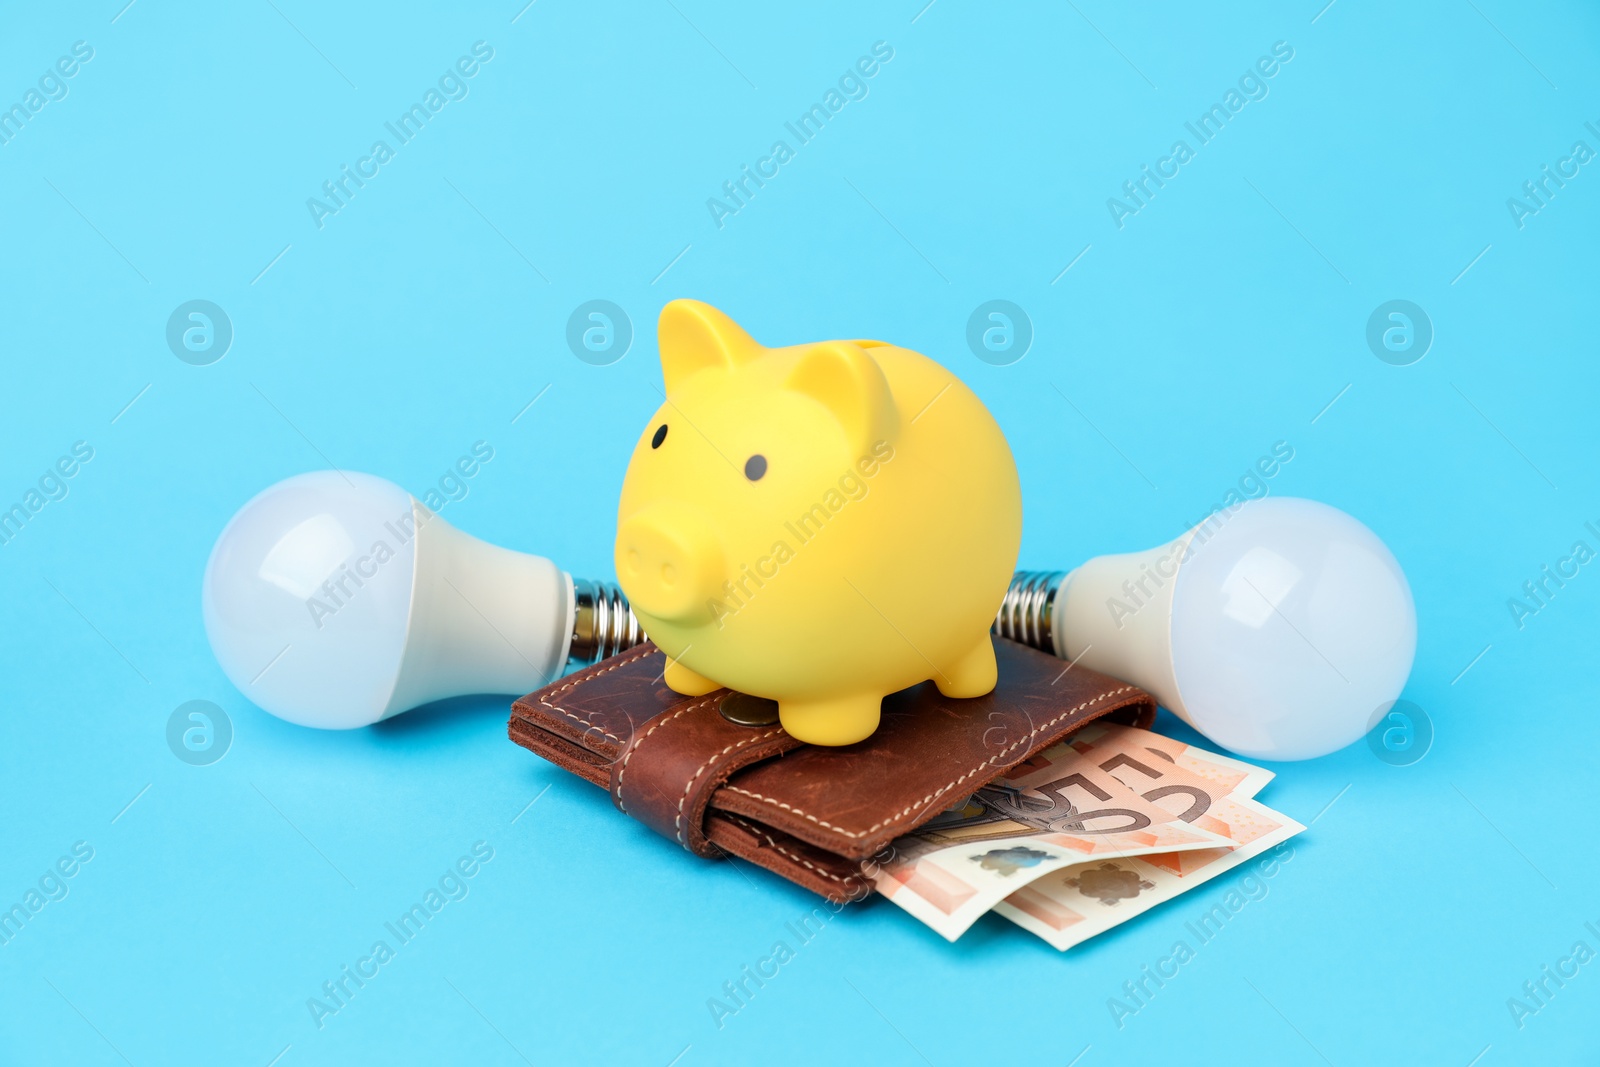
<box><xmin>3</xmin><ymin>1</ymin><xmax>1598</xmax><ymax>1063</ymax></box>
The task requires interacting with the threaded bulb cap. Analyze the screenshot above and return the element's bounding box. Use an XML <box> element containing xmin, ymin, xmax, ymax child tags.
<box><xmin>993</xmin><ymin>570</ymin><xmax>1066</xmax><ymax>654</ymax></box>
<box><xmin>569</xmin><ymin>578</ymin><xmax>645</xmax><ymax>667</ymax></box>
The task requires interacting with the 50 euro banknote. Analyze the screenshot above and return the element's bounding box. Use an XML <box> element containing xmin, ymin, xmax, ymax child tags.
<box><xmin>993</xmin><ymin>793</ymin><xmax>1304</xmax><ymax>950</ymax></box>
<box><xmin>1061</xmin><ymin>721</ymin><xmax>1277</xmax><ymax>804</ymax></box>
<box><xmin>867</xmin><ymin>738</ymin><xmax>1246</xmax><ymax>941</ymax></box>
<box><xmin>989</xmin><ymin>722</ymin><xmax>1304</xmax><ymax>949</ymax></box>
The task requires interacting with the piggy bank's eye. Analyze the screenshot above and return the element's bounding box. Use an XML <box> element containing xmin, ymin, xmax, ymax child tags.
<box><xmin>651</xmin><ymin>424</ymin><xmax>668</xmax><ymax>449</ymax></box>
<box><xmin>744</xmin><ymin>454</ymin><xmax>767</xmax><ymax>481</ymax></box>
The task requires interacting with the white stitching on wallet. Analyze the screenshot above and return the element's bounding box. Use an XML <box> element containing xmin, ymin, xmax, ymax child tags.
<box><xmin>537</xmin><ymin>645</ymin><xmax>658</xmax><ymax>745</ymax></box>
<box><xmin>721</xmin><ymin>687</ymin><xmax>1136</xmax><ymax>841</ymax></box>
<box><xmin>721</xmin><ymin>787</ymin><xmax>859</xmax><ymax>835</ymax></box>
<box><xmin>673</xmin><ymin>729</ymin><xmax>786</xmax><ymax>845</ymax></box>
<box><xmin>612</xmin><ymin>694</ymin><xmax>717</xmax><ymax>815</ymax></box>
<box><xmin>720</xmin><ymin>814</ymin><xmax>854</xmax><ymax>886</ymax></box>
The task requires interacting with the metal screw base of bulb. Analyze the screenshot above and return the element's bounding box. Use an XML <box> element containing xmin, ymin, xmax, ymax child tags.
<box><xmin>993</xmin><ymin>570</ymin><xmax>1067</xmax><ymax>655</ymax></box>
<box><xmin>569</xmin><ymin>579</ymin><xmax>645</xmax><ymax>667</ymax></box>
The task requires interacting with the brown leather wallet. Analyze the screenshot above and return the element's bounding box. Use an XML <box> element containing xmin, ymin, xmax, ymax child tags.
<box><xmin>508</xmin><ymin>637</ymin><xmax>1155</xmax><ymax>903</ymax></box>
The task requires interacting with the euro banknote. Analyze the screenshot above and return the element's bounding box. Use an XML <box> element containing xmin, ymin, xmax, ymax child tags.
<box><xmin>992</xmin><ymin>724</ymin><xmax>1304</xmax><ymax>949</ymax></box>
<box><xmin>994</xmin><ymin>794</ymin><xmax>1304</xmax><ymax>950</ymax></box>
<box><xmin>868</xmin><ymin>737</ymin><xmax>1245</xmax><ymax>941</ymax></box>
<box><xmin>869</xmin><ymin>723</ymin><xmax>1303</xmax><ymax>946</ymax></box>
<box><xmin>1063</xmin><ymin>721</ymin><xmax>1277</xmax><ymax>803</ymax></box>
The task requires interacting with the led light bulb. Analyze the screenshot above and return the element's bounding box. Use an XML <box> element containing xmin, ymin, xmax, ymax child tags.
<box><xmin>202</xmin><ymin>471</ymin><xmax>641</xmax><ymax>729</ymax></box>
<box><xmin>996</xmin><ymin>497</ymin><xmax>1416</xmax><ymax>761</ymax></box>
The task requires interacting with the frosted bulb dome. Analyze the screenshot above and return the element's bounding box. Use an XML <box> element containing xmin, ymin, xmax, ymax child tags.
<box><xmin>202</xmin><ymin>471</ymin><xmax>419</xmax><ymax>729</ymax></box>
<box><xmin>1020</xmin><ymin>497</ymin><xmax>1418</xmax><ymax>761</ymax></box>
<box><xmin>1167</xmin><ymin>498</ymin><xmax>1415</xmax><ymax>760</ymax></box>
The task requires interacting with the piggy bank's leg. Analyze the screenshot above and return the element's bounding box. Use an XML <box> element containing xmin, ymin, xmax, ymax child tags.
<box><xmin>779</xmin><ymin>695</ymin><xmax>883</xmax><ymax>747</ymax></box>
<box><xmin>934</xmin><ymin>635</ymin><xmax>999</xmax><ymax>699</ymax></box>
<box><xmin>663</xmin><ymin>656</ymin><xmax>720</xmax><ymax>696</ymax></box>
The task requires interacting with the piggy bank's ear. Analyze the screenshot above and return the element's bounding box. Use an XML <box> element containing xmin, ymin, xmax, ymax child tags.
<box><xmin>785</xmin><ymin>342</ymin><xmax>899</xmax><ymax>453</ymax></box>
<box><xmin>658</xmin><ymin>300</ymin><xmax>760</xmax><ymax>394</ymax></box>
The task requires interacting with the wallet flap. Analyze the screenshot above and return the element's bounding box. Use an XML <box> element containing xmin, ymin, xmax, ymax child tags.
<box><xmin>608</xmin><ymin>693</ymin><xmax>805</xmax><ymax>856</ymax></box>
<box><xmin>509</xmin><ymin>644</ymin><xmax>675</xmax><ymax>785</ymax></box>
<box><xmin>511</xmin><ymin>639</ymin><xmax>1156</xmax><ymax>882</ymax></box>
<box><xmin>707</xmin><ymin>639</ymin><xmax>1152</xmax><ymax>859</ymax></box>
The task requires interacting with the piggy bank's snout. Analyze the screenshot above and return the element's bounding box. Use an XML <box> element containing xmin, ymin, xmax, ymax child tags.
<box><xmin>615</xmin><ymin>507</ymin><xmax>724</xmax><ymax>622</ymax></box>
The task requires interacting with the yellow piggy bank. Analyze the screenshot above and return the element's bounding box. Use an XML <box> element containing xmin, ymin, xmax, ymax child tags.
<box><xmin>614</xmin><ymin>300</ymin><xmax>1022</xmax><ymax>745</ymax></box>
